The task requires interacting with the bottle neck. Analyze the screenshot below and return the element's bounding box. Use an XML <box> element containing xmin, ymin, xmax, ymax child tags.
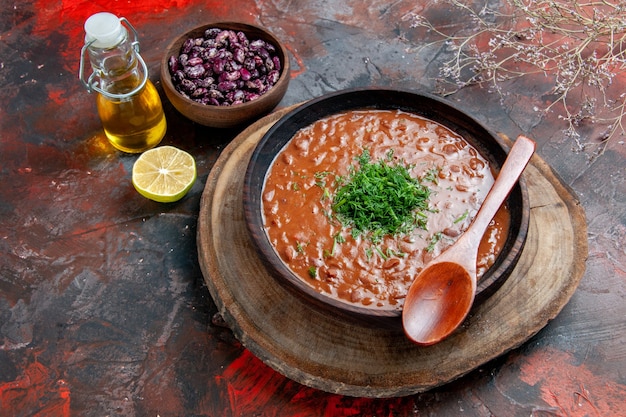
<box><xmin>79</xmin><ymin>16</ymin><xmax>147</xmax><ymax>99</ymax></box>
<box><xmin>86</xmin><ymin>30</ymin><xmax>135</xmax><ymax>77</ymax></box>
<box><xmin>81</xmin><ymin>38</ymin><xmax>148</xmax><ymax>99</ymax></box>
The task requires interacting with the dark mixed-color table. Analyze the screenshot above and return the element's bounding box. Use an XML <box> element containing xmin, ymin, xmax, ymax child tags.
<box><xmin>1</xmin><ymin>1</ymin><xmax>624</xmax><ymax>416</ymax></box>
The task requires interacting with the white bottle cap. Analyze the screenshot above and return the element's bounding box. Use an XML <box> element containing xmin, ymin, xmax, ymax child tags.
<box><xmin>84</xmin><ymin>12</ymin><xmax>125</xmax><ymax>48</ymax></box>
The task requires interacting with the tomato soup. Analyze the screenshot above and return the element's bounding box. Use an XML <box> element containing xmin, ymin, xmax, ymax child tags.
<box><xmin>262</xmin><ymin>109</ymin><xmax>509</xmax><ymax>309</ymax></box>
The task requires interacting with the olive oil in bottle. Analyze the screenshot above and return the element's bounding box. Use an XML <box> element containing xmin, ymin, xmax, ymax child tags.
<box><xmin>95</xmin><ymin>76</ymin><xmax>166</xmax><ymax>153</ymax></box>
<box><xmin>80</xmin><ymin>12</ymin><xmax>166</xmax><ymax>153</ymax></box>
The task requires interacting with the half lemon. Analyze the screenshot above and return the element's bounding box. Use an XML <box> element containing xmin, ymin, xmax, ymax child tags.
<box><xmin>132</xmin><ymin>145</ymin><xmax>197</xmax><ymax>203</ymax></box>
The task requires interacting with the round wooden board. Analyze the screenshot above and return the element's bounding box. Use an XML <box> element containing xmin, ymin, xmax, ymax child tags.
<box><xmin>197</xmin><ymin>105</ymin><xmax>588</xmax><ymax>398</ymax></box>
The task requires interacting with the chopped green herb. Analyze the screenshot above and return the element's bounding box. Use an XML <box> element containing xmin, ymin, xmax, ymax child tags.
<box><xmin>426</xmin><ymin>232</ymin><xmax>443</xmax><ymax>252</ymax></box>
<box><xmin>375</xmin><ymin>246</ymin><xmax>388</xmax><ymax>260</ymax></box>
<box><xmin>295</xmin><ymin>241</ymin><xmax>306</xmax><ymax>254</ymax></box>
<box><xmin>308</xmin><ymin>266</ymin><xmax>317</xmax><ymax>279</ymax></box>
<box><xmin>314</xmin><ymin>171</ymin><xmax>332</xmax><ymax>184</ymax></box>
<box><xmin>332</xmin><ymin>149</ymin><xmax>431</xmax><ymax>242</ymax></box>
<box><xmin>325</xmin><ymin>233</ymin><xmax>346</xmax><ymax>258</ymax></box>
<box><xmin>332</xmin><ymin>233</ymin><xmax>344</xmax><ymax>255</ymax></box>
<box><xmin>314</xmin><ymin>172</ymin><xmax>334</xmax><ymax>201</ymax></box>
<box><xmin>421</xmin><ymin>167</ymin><xmax>441</xmax><ymax>185</ymax></box>
<box><xmin>454</xmin><ymin>210</ymin><xmax>469</xmax><ymax>224</ymax></box>
<box><xmin>385</xmin><ymin>247</ymin><xmax>406</xmax><ymax>258</ymax></box>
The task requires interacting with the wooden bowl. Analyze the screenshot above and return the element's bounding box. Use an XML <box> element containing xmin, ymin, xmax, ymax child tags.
<box><xmin>243</xmin><ymin>88</ymin><xmax>530</xmax><ymax>327</ymax></box>
<box><xmin>160</xmin><ymin>22</ymin><xmax>290</xmax><ymax>128</ymax></box>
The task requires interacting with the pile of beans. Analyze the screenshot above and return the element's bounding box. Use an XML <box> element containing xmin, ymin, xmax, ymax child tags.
<box><xmin>168</xmin><ymin>28</ymin><xmax>282</xmax><ymax>106</ymax></box>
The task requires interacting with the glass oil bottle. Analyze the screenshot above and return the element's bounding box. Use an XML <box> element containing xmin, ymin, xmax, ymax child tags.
<box><xmin>79</xmin><ymin>12</ymin><xmax>166</xmax><ymax>153</ymax></box>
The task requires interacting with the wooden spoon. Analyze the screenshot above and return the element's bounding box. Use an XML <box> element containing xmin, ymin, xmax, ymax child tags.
<box><xmin>402</xmin><ymin>135</ymin><xmax>536</xmax><ymax>346</ymax></box>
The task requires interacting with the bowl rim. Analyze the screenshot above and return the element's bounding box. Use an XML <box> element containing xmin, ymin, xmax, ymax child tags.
<box><xmin>243</xmin><ymin>87</ymin><xmax>530</xmax><ymax>325</ymax></box>
<box><xmin>160</xmin><ymin>21</ymin><xmax>290</xmax><ymax>112</ymax></box>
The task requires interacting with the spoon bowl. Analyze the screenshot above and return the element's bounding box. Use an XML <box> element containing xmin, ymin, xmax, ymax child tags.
<box><xmin>402</xmin><ymin>135</ymin><xmax>536</xmax><ymax>345</ymax></box>
<box><xmin>402</xmin><ymin>262</ymin><xmax>475</xmax><ymax>343</ymax></box>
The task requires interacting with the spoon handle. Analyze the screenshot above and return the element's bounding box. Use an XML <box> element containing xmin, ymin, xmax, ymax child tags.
<box><xmin>467</xmin><ymin>135</ymin><xmax>535</xmax><ymax>242</ymax></box>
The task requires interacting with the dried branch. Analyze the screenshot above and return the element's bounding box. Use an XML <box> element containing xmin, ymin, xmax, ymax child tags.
<box><xmin>405</xmin><ymin>0</ymin><xmax>626</xmax><ymax>160</ymax></box>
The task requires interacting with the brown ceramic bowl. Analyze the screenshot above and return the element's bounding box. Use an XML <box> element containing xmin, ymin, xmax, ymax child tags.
<box><xmin>243</xmin><ymin>88</ymin><xmax>530</xmax><ymax>327</ymax></box>
<box><xmin>160</xmin><ymin>22</ymin><xmax>290</xmax><ymax>128</ymax></box>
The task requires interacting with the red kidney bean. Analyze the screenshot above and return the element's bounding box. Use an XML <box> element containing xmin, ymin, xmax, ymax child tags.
<box><xmin>220</xmin><ymin>70</ymin><xmax>241</xmax><ymax>82</ymax></box>
<box><xmin>169</xmin><ymin>28</ymin><xmax>283</xmax><ymax>106</ymax></box>
<box><xmin>179</xmin><ymin>79</ymin><xmax>196</xmax><ymax>94</ymax></box>
<box><xmin>246</xmin><ymin>79</ymin><xmax>264</xmax><ymax>91</ymax></box>
<box><xmin>253</xmin><ymin>56</ymin><xmax>264</xmax><ymax>71</ymax></box>
<box><xmin>168</xmin><ymin>56</ymin><xmax>179</xmax><ymax>73</ymax></box>
<box><xmin>181</xmin><ymin>38</ymin><xmax>194</xmax><ymax>54</ymax></box>
<box><xmin>186</xmin><ymin>57</ymin><xmax>203</xmax><ymax>66</ymax></box>
<box><xmin>272</xmin><ymin>56</ymin><xmax>281</xmax><ymax>72</ymax></box>
<box><xmin>268</xmin><ymin>70</ymin><xmax>280</xmax><ymax>85</ymax></box>
<box><xmin>185</xmin><ymin>64</ymin><xmax>205</xmax><ymax>79</ymax></box>
<box><xmin>172</xmin><ymin>70</ymin><xmax>185</xmax><ymax>84</ymax></box>
<box><xmin>194</xmin><ymin>77</ymin><xmax>214</xmax><ymax>88</ymax></box>
<box><xmin>240</xmin><ymin>68</ymin><xmax>251</xmax><ymax>81</ymax></box>
<box><xmin>234</xmin><ymin>47</ymin><xmax>246</xmax><ymax>63</ymax></box>
<box><xmin>205</xmin><ymin>28</ymin><xmax>221</xmax><ymax>38</ymax></box>
<box><xmin>218</xmin><ymin>80</ymin><xmax>237</xmax><ymax>92</ymax></box>
<box><xmin>191</xmin><ymin>87</ymin><xmax>208</xmax><ymax>98</ymax></box>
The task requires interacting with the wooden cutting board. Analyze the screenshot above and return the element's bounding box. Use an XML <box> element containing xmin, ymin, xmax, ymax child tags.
<box><xmin>197</xmin><ymin>105</ymin><xmax>587</xmax><ymax>398</ymax></box>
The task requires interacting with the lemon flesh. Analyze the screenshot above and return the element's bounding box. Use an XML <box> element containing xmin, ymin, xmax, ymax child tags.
<box><xmin>132</xmin><ymin>146</ymin><xmax>197</xmax><ymax>203</ymax></box>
